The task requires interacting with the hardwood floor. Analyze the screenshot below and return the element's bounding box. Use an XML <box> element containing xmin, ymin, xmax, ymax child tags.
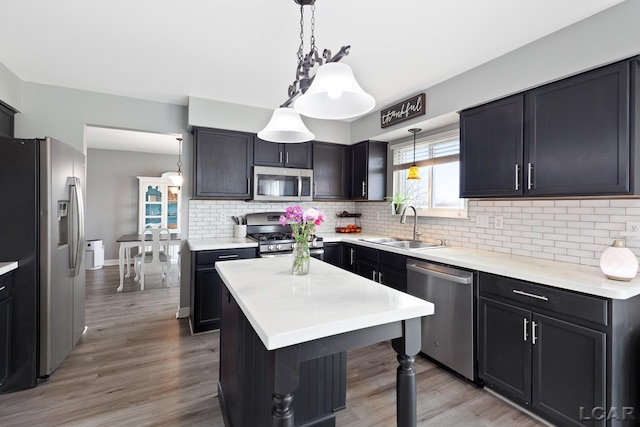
<box><xmin>0</xmin><ymin>265</ymin><xmax>545</xmax><ymax>426</ymax></box>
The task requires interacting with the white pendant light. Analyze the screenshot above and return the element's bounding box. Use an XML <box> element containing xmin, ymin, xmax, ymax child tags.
<box><xmin>258</xmin><ymin>107</ymin><xmax>315</xmax><ymax>143</ymax></box>
<box><xmin>294</xmin><ymin>62</ymin><xmax>375</xmax><ymax>120</ymax></box>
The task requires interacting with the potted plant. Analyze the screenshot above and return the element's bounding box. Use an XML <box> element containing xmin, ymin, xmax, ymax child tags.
<box><xmin>386</xmin><ymin>192</ymin><xmax>411</xmax><ymax>214</ymax></box>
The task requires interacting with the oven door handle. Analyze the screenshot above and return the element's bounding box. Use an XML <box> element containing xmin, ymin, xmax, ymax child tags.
<box><xmin>260</xmin><ymin>248</ymin><xmax>324</xmax><ymax>258</ymax></box>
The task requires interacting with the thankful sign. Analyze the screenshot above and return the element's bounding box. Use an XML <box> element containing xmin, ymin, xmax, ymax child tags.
<box><xmin>380</xmin><ymin>93</ymin><xmax>425</xmax><ymax>128</ymax></box>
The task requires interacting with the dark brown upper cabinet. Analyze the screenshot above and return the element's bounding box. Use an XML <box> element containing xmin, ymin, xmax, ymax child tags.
<box><xmin>460</xmin><ymin>56</ymin><xmax>640</xmax><ymax>198</ymax></box>
<box><xmin>193</xmin><ymin>127</ymin><xmax>254</xmax><ymax>199</ymax></box>
<box><xmin>312</xmin><ymin>142</ymin><xmax>349</xmax><ymax>199</ymax></box>
<box><xmin>254</xmin><ymin>138</ymin><xmax>311</xmax><ymax>169</ymax></box>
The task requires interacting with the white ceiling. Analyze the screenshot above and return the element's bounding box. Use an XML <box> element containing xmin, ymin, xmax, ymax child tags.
<box><xmin>0</xmin><ymin>0</ymin><xmax>625</xmax><ymax>152</ymax></box>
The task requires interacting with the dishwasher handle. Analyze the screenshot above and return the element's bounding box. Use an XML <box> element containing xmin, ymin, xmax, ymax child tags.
<box><xmin>407</xmin><ymin>262</ymin><xmax>473</xmax><ymax>285</ymax></box>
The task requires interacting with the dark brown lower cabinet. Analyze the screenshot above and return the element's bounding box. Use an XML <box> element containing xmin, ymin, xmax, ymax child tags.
<box><xmin>0</xmin><ymin>295</ymin><xmax>10</xmax><ymax>388</ymax></box>
<box><xmin>190</xmin><ymin>248</ymin><xmax>257</xmax><ymax>333</ymax></box>
<box><xmin>479</xmin><ymin>272</ymin><xmax>640</xmax><ymax>427</ymax></box>
<box><xmin>322</xmin><ymin>243</ymin><xmax>342</xmax><ymax>268</ymax></box>
<box><xmin>219</xmin><ymin>285</ymin><xmax>346</xmax><ymax>427</ymax></box>
<box><xmin>352</xmin><ymin>245</ymin><xmax>408</xmax><ymax>293</ymax></box>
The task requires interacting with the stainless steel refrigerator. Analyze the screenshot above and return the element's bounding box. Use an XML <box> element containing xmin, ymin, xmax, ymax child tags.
<box><xmin>0</xmin><ymin>136</ymin><xmax>85</xmax><ymax>393</ymax></box>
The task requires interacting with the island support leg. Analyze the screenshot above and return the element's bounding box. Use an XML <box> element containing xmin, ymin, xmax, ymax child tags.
<box><xmin>391</xmin><ymin>317</ymin><xmax>422</xmax><ymax>427</ymax></box>
<box><xmin>272</xmin><ymin>346</ymin><xmax>300</xmax><ymax>427</ymax></box>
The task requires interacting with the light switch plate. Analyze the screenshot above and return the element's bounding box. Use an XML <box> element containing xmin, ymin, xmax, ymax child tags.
<box><xmin>476</xmin><ymin>214</ymin><xmax>490</xmax><ymax>228</ymax></box>
<box><xmin>494</xmin><ymin>215</ymin><xmax>504</xmax><ymax>230</ymax></box>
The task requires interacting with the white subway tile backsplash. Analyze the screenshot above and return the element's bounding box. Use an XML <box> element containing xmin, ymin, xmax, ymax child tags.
<box><xmin>580</xmin><ymin>200</ymin><xmax>610</xmax><ymax>207</ymax></box>
<box><xmin>188</xmin><ymin>198</ymin><xmax>640</xmax><ymax>269</ymax></box>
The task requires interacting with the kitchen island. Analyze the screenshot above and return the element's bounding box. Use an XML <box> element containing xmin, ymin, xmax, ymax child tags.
<box><xmin>215</xmin><ymin>256</ymin><xmax>434</xmax><ymax>427</ymax></box>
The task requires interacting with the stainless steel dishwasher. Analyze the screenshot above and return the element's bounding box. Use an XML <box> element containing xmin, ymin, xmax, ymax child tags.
<box><xmin>407</xmin><ymin>260</ymin><xmax>475</xmax><ymax>381</ymax></box>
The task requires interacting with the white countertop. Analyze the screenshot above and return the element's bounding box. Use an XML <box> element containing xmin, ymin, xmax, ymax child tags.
<box><xmin>187</xmin><ymin>233</ymin><xmax>640</xmax><ymax>300</ymax></box>
<box><xmin>215</xmin><ymin>256</ymin><xmax>434</xmax><ymax>350</ymax></box>
<box><xmin>0</xmin><ymin>261</ymin><xmax>18</xmax><ymax>276</ymax></box>
<box><xmin>322</xmin><ymin>232</ymin><xmax>640</xmax><ymax>300</ymax></box>
<box><xmin>187</xmin><ymin>237</ymin><xmax>257</xmax><ymax>251</ymax></box>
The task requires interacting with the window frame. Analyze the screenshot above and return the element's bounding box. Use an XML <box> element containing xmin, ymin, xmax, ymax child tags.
<box><xmin>391</xmin><ymin>129</ymin><xmax>468</xmax><ymax>219</ymax></box>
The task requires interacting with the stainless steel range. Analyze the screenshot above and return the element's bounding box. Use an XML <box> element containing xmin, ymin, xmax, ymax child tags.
<box><xmin>245</xmin><ymin>212</ymin><xmax>324</xmax><ymax>258</ymax></box>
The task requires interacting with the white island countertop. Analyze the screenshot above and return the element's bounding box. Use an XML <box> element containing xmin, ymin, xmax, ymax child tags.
<box><xmin>215</xmin><ymin>256</ymin><xmax>434</xmax><ymax>350</ymax></box>
<box><xmin>0</xmin><ymin>261</ymin><xmax>18</xmax><ymax>276</ymax></box>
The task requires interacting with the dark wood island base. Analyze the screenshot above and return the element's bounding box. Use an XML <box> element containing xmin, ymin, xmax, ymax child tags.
<box><xmin>218</xmin><ymin>284</ymin><xmax>423</xmax><ymax>427</ymax></box>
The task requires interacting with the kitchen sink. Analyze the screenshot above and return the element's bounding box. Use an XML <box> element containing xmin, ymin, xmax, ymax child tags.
<box><xmin>360</xmin><ymin>238</ymin><xmax>444</xmax><ymax>250</ymax></box>
<box><xmin>360</xmin><ymin>237</ymin><xmax>404</xmax><ymax>244</ymax></box>
<box><xmin>384</xmin><ymin>240</ymin><xmax>443</xmax><ymax>250</ymax></box>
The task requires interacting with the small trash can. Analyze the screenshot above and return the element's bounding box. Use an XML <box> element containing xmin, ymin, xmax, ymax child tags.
<box><xmin>85</xmin><ymin>239</ymin><xmax>104</xmax><ymax>270</ymax></box>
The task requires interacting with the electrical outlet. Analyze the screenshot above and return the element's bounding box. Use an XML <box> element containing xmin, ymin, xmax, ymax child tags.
<box><xmin>626</xmin><ymin>222</ymin><xmax>640</xmax><ymax>233</ymax></box>
<box><xmin>494</xmin><ymin>215</ymin><xmax>504</xmax><ymax>230</ymax></box>
<box><xmin>476</xmin><ymin>214</ymin><xmax>490</xmax><ymax>228</ymax></box>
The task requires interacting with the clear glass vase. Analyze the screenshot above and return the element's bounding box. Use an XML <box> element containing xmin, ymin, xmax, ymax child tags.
<box><xmin>292</xmin><ymin>241</ymin><xmax>310</xmax><ymax>275</ymax></box>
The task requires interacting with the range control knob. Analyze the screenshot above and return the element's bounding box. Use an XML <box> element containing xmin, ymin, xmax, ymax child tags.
<box><xmin>275</xmin><ymin>244</ymin><xmax>281</xmax><ymax>251</ymax></box>
<box><xmin>268</xmin><ymin>245</ymin><xmax>275</xmax><ymax>252</ymax></box>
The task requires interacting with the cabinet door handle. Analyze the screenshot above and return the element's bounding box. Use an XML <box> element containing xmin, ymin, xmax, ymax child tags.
<box><xmin>286</xmin><ymin>152</ymin><xmax>289</xmax><ymax>165</ymax></box>
<box><xmin>378</xmin><ymin>272</ymin><xmax>383</xmax><ymax>283</ymax></box>
<box><xmin>362</xmin><ymin>181</ymin><xmax>366</xmax><ymax>197</ymax></box>
<box><xmin>226</xmin><ymin>291</ymin><xmax>231</xmax><ymax>303</ymax></box>
<box><xmin>523</xmin><ymin>318</ymin><xmax>528</xmax><ymax>342</ymax></box>
<box><xmin>532</xmin><ymin>320</ymin><xmax>538</xmax><ymax>345</ymax></box>
<box><xmin>527</xmin><ymin>163</ymin><xmax>533</xmax><ymax>190</ymax></box>
<box><xmin>280</xmin><ymin>151</ymin><xmax>283</xmax><ymax>164</ymax></box>
<box><xmin>513</xmin><ymin>289</ymin><xmax>549</xmax><ymax>301</ymax></box>
<box><xmin>247</xmin><ymin>178</ymin><xmax>251</xmax><ymax>194</ymax></box>
<box><xmin>219</xmin><ymin>254</ymin><xmax>239</xmax><ymax>259</ymax></box>
<box><xmin>0</xmin><ymin>286</ymin><xmax>5</xmax><ymax>292</ymax></box>
<box><xmin>515</xmin><ymin>164</ymin><xmax>520</xmax><ymax>190</ymax></box>
<box><xmin>372</xmin><ymin>271</ymin><xmax>377</xmax><ymax>282</ymax></box>
<box><xmin>350</xmin><ymin>248</ymin><xmax>355</xmax><ymax>265</ymax></box>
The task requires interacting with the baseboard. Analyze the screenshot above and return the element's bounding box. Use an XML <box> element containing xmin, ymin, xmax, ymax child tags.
<box><xmin>484</xmin><ymin>388</ymin><xmax>555</xmax><ymax>427</ymax></box>
<box><xmin>176</xmin><ymin>307</ymin><xmax>190</xmax><ymax>319</ymax></box>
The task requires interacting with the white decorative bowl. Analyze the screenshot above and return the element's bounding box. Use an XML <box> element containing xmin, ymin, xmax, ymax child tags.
<box><xmin>599</xmin><ymin>240</ymin><xmax>639</xmax><ymax>281</ymax></box>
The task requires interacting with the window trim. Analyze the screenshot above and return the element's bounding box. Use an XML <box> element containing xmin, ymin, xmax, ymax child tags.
<box><xmin>391</xmin><ymin>129</ymin><xmax>468</xmax><ymax>219</ymax></box>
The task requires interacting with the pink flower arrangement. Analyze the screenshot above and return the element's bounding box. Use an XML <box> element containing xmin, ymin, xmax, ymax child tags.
<box><xmin>279</xmin><ymin>205</ymin><xmax>325</xmax><ymax>243</ymax></box>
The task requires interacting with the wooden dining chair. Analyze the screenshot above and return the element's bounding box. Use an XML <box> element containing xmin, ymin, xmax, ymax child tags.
<box><xmin>133</xmin><ymin>227</ymin><xmax>171</xmax><ymax>290</ymax></box>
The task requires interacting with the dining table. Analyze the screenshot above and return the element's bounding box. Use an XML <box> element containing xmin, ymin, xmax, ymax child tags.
<box><xmin>116</xmin><ymin>233</ymin><xmax>181</xmax><ymax>292</ymax></box>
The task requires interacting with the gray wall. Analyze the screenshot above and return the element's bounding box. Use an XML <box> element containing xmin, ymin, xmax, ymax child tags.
<box><xmin>351</xmin><ymin>0</ymin><xmax>640</xmax><ymax>142</ymax></box>
<box><xmin>0</xmin><ymin>63</ymin><xmax>22</xmax><ymax>111</ymax></box>
<box><xmin>86</xmin><ymin>148</ymin><xmax>178</xmax><ymax>260</ymax></box>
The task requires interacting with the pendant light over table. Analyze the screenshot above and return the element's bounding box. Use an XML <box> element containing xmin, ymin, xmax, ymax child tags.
<box><xmin>168</xmin><ymin>137</ymin><xmax>183</xmax><ymax>186</ymax></box>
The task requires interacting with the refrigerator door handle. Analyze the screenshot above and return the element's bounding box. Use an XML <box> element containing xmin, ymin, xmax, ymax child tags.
<box><xmin>68</xmin><ymin>177</ymin><xmax>85</xmax><ymax>277</ymax></box>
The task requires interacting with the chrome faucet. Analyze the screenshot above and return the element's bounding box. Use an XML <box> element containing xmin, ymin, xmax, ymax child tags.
<box><xmin>400</xmin><ymin>205</ymin><xmax>421</xmax><ymax>241</ymax></box>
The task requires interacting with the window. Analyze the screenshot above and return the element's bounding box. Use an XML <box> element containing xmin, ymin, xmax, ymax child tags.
<box><xmin>391</xmin><ymin>129</ymin><xmax>467</xmax><ymax>218</ymax></box>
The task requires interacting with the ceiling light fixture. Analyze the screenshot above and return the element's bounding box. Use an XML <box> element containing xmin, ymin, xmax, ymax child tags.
<box><xmin>258</xmin><ymin>0</ymin><xmax>375</xmax><ymax>143</ymax></box>
<box><xmin>168</xmin><ymin>137</ymin><xmax>183</xmax><ymax>186</ymax></box>
<box><xmin>407</xmin><ymin>128</ymin><xmax>421</xmax><ymax>180</ymax></box>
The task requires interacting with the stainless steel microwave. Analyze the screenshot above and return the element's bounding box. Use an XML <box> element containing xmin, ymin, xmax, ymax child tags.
<box><xmin>253</xmin><ymin>166</ymin><xmax>313</xmax><ymax>202</ymax></box>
